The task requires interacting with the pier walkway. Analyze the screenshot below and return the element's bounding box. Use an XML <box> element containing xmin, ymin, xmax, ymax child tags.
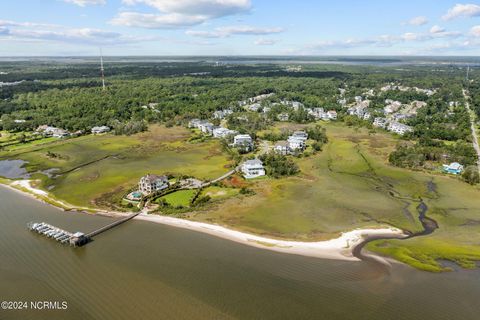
<box><xmin>28</xmin><ymin>211</ymin><xmax>140</xmax><ymax>247</ymax></box>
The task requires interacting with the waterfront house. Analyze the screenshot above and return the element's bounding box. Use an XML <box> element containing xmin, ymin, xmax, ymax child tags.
<box><xmin>241</xmin><ymin>159</ymin><xmax>266</xmax><ymax>179</ymax></box>
<box><xmin>91</xmin><ymin>126</ymin><xmax>110</xmax><ymax>134</ymax></box>
<box><xmin>139</xmin><ymin>174</ymin><xmax>169</xmax><ymax>195</ymax></box>
<box><xmin>443</xmin><ymin>162</ymin><xmax>464</xmax><ymax>175</ymax></box>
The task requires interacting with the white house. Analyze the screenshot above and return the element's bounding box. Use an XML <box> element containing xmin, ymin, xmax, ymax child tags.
<box><xmin>292</xmin><ymin>131</ymin><xmax>308</xmax><ymax>140</ymax></box>
<box><xmin>40</xmin><ymin>126</ymin><xmax>70</xmax><ymax>138</ymax></box>
<box><xmin>327</xmin><ymin>110</ymin><xmax>337</xmax><ymax>120</ymax></box>
<box><xmin>288</xmin><ymin>137</ymin><xmax>306</xmax><ymax>152</ymax></box>
<box><xmin>213</xmin><ymin>127</ymin><xmax>237</xmax><ymax>138</ymax></box>
<box><xmin>233</xmin><ymin>134</ymin><xmax>253</xmax><ymax>150</ymax></box>
<box><xmin>373</xmin><ymin>117</ymin><xmax>388</xmax><ymax>129</ymax></box>
<box><xmin>309</xmin><ymin>107</ymin><xmax>325</xmax><ymax>119</ymax></box>
<box><xmin>198</xmin><ymin>121</ymin><xmax>214</xmax><ymax>134</ymax></box>
<box><xmin>188</xmin><ymin>119</ymin><xmax>202</xmax><ymax>128</ymax></box>
<box><xmin>139</xmin><ymin>174</ymin><xmax>169</xmax><ymax>195</ymax></box>
<box><xmin>247</xmin><ymin>103</ymin><xmax>262</xmax><ymax>112</ymax></box>
<box><xmin>277</xmin><ymin>113</ymin><xmax>289</xmax><ymax>121</ymax></box>
<box><xmin>213</xmin><ymin>109</ymin><xmax>233</xmax><ymax>119</ymax></box>
<box><xmin>241</xmin><ymin>159</ymin><xmax>266</xmax><ymax>179</ymax></box>
<box><xmin>91</xmin><ymin>126</ymin><xmax>110</xmax><ymax>134</ymax></box>
<box><xmin>388</xmin><ymin>121</ymin><xmax>413</xmax><ymax>135</ymax></box>
<box><xmin>281</xmin><ymin>100</ymin><xmax>304</xmax><ymax>111</ymax></box>
<box><xmin>384</xmin><ymin>100</ymin><xmax>402</xmax><ymax>114</ymax></box>
<box><xmin>274</xmin><ymin>141</ymin><xmax>290</xmax><ymax>155</ymax></box>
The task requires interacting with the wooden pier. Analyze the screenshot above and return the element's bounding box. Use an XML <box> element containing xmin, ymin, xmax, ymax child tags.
<box><xmin>27</xmin><ymin>212</ymin><xmax>140</xmax><ymax>247</ymax></box>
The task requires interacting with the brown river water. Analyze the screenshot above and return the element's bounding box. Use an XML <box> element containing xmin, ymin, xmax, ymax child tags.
<box><xmin>1</xmin><ymin>185</ymin><xmax>480</xmax><ymax>320</ymax></box>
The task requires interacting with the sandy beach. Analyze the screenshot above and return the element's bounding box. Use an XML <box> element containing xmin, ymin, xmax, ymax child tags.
<box><xmin>136</xmin><ymin>214</ymin><xmax>407</xmax><ymax>261</ymax></box>
<box><xmin>2</xmin><ymin>179</ymin><xmax>408</xmax><ymax>261</ymax></box>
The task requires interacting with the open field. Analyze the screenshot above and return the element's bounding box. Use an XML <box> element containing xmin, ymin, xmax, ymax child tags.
<box><xmin>190</xmin><ymin>122</ymin><xmax>480</xmax><ymax>270</ymax></box>
<box><xmin>0</xmin><ymin>125</ymin><xmax>233</xmax><ymax>209</ymax></box>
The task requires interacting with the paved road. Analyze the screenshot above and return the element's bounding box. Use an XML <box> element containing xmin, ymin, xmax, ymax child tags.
<box><xmin>463</xmin><ymin>89</ymin><xmax>480</xmax><ymax>173</ymax></box>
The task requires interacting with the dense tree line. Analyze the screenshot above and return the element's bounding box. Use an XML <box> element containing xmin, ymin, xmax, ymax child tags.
<box><xmin>389</xmin><ymin>137</ymin><xmax>476</xmax><ymax>170</ymax></box>
<box><xmin>259</xmin><ymin>152</ymin><xmax>300</xmax><ymax>178</ymax></box>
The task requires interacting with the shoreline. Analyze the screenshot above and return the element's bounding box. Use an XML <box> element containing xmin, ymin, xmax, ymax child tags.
<box><xmin>136</xmin><ymin>214</ymin><xmax>407</xmax><ymax>261</ymax></box>
<box><xmin>0</xmin><ymin>179</ymin><xmax>408</xmax><ymax>261</ymax></box>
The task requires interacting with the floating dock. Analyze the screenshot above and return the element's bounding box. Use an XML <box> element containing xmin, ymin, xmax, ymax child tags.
<box><xmin>27</xmin><ymin>222</ymin><xmax>89</xmax><ymax>246</ymax></box>
<box><xmin>27</xmin><ymin>212</ymin><xmax>140</xmax><ymax>247</ymax></box>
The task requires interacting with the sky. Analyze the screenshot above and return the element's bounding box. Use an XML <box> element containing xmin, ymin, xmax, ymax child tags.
<box><xmin>1</xmin><ymin>0</ymin><xmax>480</xmax><ymax>56</ymax></box>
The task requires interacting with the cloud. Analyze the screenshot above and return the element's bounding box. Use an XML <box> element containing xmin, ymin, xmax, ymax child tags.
<box><xmin>186</xmin><ymin>25</ymin><xmax>284</xmax><ymax>38</ymax></box>
<box><xmin>112</xmin><ymin>0</ymin><xmax>251</xmax><ymax>28</ymax></box>
<box><xmin>401</xmin><ymin>28</ymin><xmax>461</xmax><ymax>41</ymax></box>
<box><xmin>111</xmin><ymin>12</ymin><xmax>206</xmax><ymax>28</ymax></box>
<box><xmin>430</xmin><ymin>25</ymin><xmax>445</xmax><ymax>34</ymax></box>
<box><xmin>302</xmin><ymin>27</ymin><xmax>466</xmax><ymax>54</ymax></box>
<box><xmin>254</xmin><ymin>38</ymin><xmax>278</xmax><ymax>46</ymax></box>
<box><xmin>470</xmin><ymin>25</ymin><xmax>480</xmax><ymax>37</ymax></box>
<box><xmin>443</xmin><ymin>3</ymin><xmax>480</xmax><ymax>20</ymax></box>
<box><xmin>63</xmin><ymin>0</ymin><xmax>106</xmax><ymax>6</ymax></box>
<box><xmin>405</xmin><ymin>16</ymin><xmax>428</xmax><ymax>26</ymax></box>
<box><xmin>0</xmin><ymin>20</ymin><xmax>151</xmax><ymax>45</ymax></box>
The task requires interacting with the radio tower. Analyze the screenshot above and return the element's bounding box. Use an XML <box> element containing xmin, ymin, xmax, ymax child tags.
<box><xmin>100</xmin><ymin>48</ymin><xmax>106</xmax><ymax>91</ymax></box>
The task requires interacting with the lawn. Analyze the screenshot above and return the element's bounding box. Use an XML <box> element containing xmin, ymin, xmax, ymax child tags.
<box><xmin>0</xmin><ymin>125</ymin><xmax>233</xmax><ymax>209</ymax></box>
<box><xmin>159</xmin><ymin>189</ymin><xmax>197</xmax><ymax>207</ymax></box>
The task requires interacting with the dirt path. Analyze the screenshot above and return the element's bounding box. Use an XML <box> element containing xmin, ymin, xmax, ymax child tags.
<box><xmin>463</xmin><ymin>89</ymin><xmax>480</xmax><ymax>173</ymax></box>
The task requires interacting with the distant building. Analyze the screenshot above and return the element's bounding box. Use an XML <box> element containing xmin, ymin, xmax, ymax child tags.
<box><xmin>277</xmin><ymin>113</ymin><xmax>289</xmax><ymax>121</ymax></box>
<box><xmin>188</xmin><ymin>119</ymin><xmax>202</xmax><ymax>128</ymax></box>
<box><xmin>274</xmin><ymin>141</ymin><xmax>289</xmax><ymax>155</ymax></box>
<box><xmin>292</xmin><ymin>131</ymin><xmax>308</xmax><ymax>140</ymax></box>
<box><xmin>91</xmin><ymin>126</ymin><xmax>110</xmax><ymax>134</ymax></box>
<box><xmin>198</xmin><ymin>121</ymin><xmax>214</xmax><ymax>134</ymax></box>
<box><xmin>212</xmin><ymin>127</ymin><xmax>237</xmax><ymax>138</ymax></box>
<box><xmin>139</xmin><ymin>174</ymin><xmax>169</xmax><ymax>195</ymax></box>
<box><xmin>281</xmin><ymin>100</ymin><xmax>304</xmax><ymax>111</ymax></box>
<box><xmin>309</xmin><ymin>107</ymin><xmax>325</xmax><ymax>120</ymax></box>
<box><xmin>247</xmin><ymin>103</ymin><xmax>262</xmax><ymax>112</ymax></box>
<box><xmin>213</xmin><ymin>109</ymin><xmax>233</xmax><ymax>119</ymax></box>
<box><xmin>241</xmin><ymin>159</ymin><xmax>266</xmax><ymax>179</ymax></box>
<box><xmin>38</xmin><ymin>126</ymin><xmax>70</xmax><ymax>138</ymax></box>
<box><xmin>373</xmin><ymin>117</ymin><xmax>388</xmax><ymax>129</ymax></box>
<box><xmin>233</xmin><ymin>134</ymin><xmax>253</xmax><ymax>151</ymax></box>
<box><xmin>388</xmin><ymin>121</ymin><xmax>413</xmax><ymax>135</ymax></box>
<box><xmin>327</xmin><ymin>110</ymin><xmax>337</xmax><ymax>120</ymax></box>
<box><xmin>443</xmin><ymin>162</ymin><xmax>464</xmax><ymax>175</ymax></box>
